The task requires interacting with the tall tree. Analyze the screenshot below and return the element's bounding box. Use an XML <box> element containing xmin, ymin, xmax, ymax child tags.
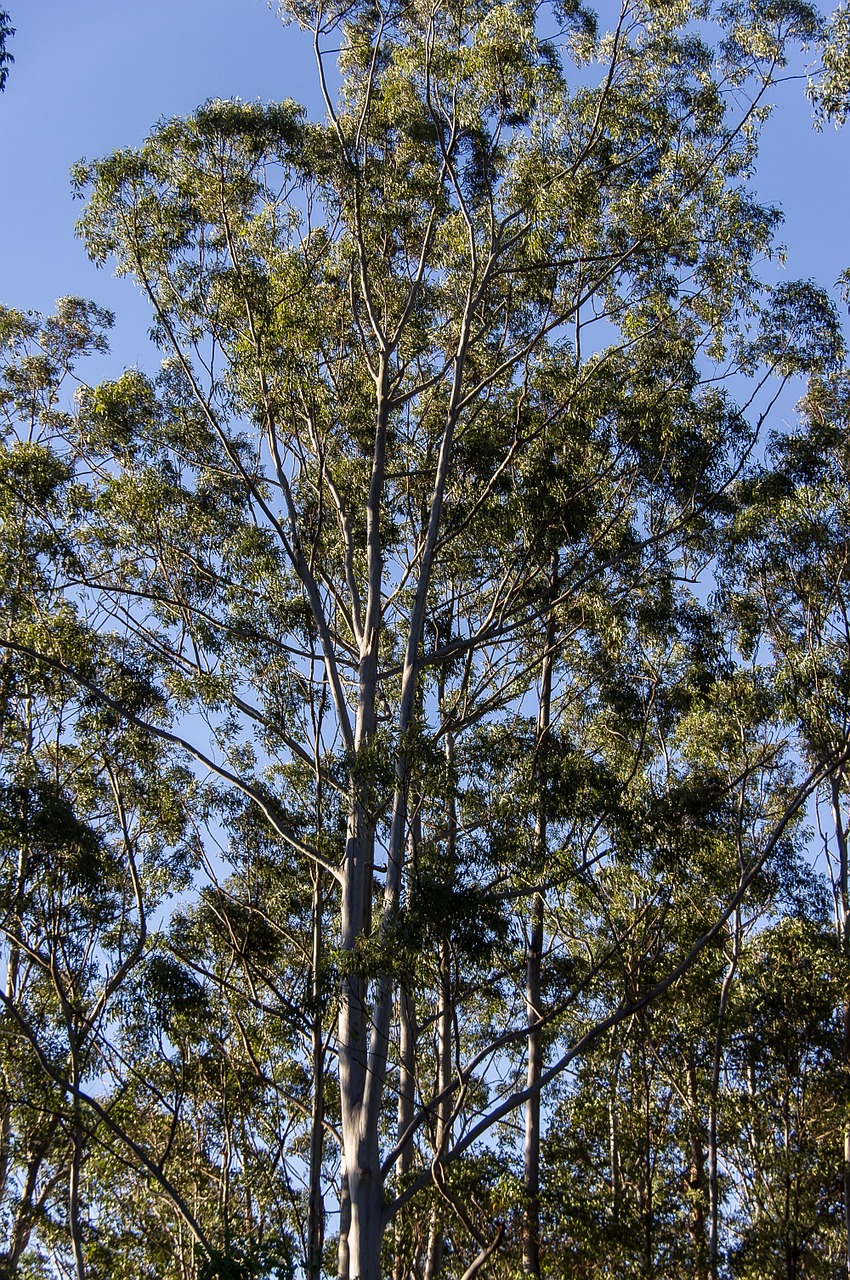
<box><xmin>724</xmin><ymin>367</ymin><xmax>850</xmax><ymax>1278</ymax></box>
<box><xmin>2</xmin><ymin>0</ymin><xmax>848</xmax><ymax>1275</ymax></box>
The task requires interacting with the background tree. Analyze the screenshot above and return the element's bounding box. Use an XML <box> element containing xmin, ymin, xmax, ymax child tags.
<box><xmin>0</xmin><ymin>10</ymin><xmax>12</xmax><ymax>93</ymax></box>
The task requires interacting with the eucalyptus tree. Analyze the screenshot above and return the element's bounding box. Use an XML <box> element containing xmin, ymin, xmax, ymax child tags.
<box><xmin>723</xmin><ymin>368</ymin><xmax>850</xmax><ymax>1276</ymax></box>
<box><xmin>531</xmin><ymin>584</ymin><xmax>826</xmax><ymax>1279</ymax></box>
<box><xmin>1</xmin><ymin>0</ymin><xmax>847</xmax><ymax>1275</ymax></box>
<box><xmin>722</xmin><ymin>917</ymin><xmax>847</xmax><ymax>1280</ymax></box>
<box><xmin>0</xmin><ymin>301</ymin><xmax>207</xmax><ymax>1279</ymax></box>
<box><xmin>539</xmin><ymin>897</ymin><xmax>847</xmax><ymax>1280</ymax></box>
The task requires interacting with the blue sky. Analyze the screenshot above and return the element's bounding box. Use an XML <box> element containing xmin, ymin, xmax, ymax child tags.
<box><xmin>0</xmin><ymin>1</ymin><xmax>320</xmax><ymax>367</ymax></box>
<box><xmin>2</xmin><ymin>0</ymin><xmax>850</xmax><ymax>378</ymax></box>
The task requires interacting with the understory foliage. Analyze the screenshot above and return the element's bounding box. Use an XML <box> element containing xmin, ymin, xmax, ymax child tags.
<box><xmin>3</xmin><ymin>0</ymin><xmax>850</xmax><ymax>1276</ymax></box>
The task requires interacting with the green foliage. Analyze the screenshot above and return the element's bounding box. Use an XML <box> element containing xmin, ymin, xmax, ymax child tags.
<box><xmin>198</xmin><ymin>1239</ymin><xmax>295</xmax><ymax>1280</ymax></box>
<box><xmin>2</xmin><ymin>3</ymin><xmax>850</xmax><ymax>1277</ymax></box>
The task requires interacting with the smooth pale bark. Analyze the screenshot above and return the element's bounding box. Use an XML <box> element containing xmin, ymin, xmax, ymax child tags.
<box><xmin>425</xmin><ymin>719</ymin><xmax>456</xmax><ymax>1280</ymax></box>
<box><xmin>829</xmin><ymin>776</ymin><xmax>850</xmax><ymax>1280</ymax></box>
<box><xmin>396</xmin><ymin>970</ymin><xmax>418</xmax><ymax>1185</ymax></box>
<box><xmin>394</xmin><ymin>984</ymin><xmax>417</xmax><ymax>1280</ymax></box>
<box><xmin>608</xmin><ymin>1048</ymin><xmax>622</xmax><ymax>1230</ymax></box>
<box><xmin>522</xmin><ymin>891</ymin><xmax>544</xmax><ymax>1276</ymax></box>
<box><xmin>337</xmin><ymin>652</ymin><xmax>381</xmax><ymax>1278</ymax></box>
<box><xmin>424</xmin><ymin>938</ymin><xmax>452</xmax><ymax>1280</ymax></box>
<box><xmin>337</xmin><ymin>362</ymin><xmax>388</xmax><ymax>1280</ymax></box>
<box><xmin>308</xmin><ymin>871</ymin><xmax>325</xmax><ymax>1280</ymax></box>
<box><xmin>337</xmin><ymin>794</ymin><xmax>382</xmax><ymax>1280</ymax></box>
<box><xmin>65</xmin><ymin>1010</ymin><xmax>86</xmax><ymax>1280</ymax></box>
<box><xmin>69</xmin><ymin>1118</ymin><xmax>86</xmax><ymax>1280</ymax></box>
<box><xmin>337</xmin><ymin>1172</ymin><xmax>351</xmax><ymax>1280</ymax></box>
<box><xmin>394</xmin><ymin>805</ymin><xmax>421</xmax><ymax>1280</ymax></box>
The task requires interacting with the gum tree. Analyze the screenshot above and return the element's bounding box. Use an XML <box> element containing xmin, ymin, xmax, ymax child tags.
<box><xmin>0</xmin><ymin>301</ymin><xmax>205</xmax><ymax>1279</ymax></box>
<box><xmin>2</xmin><ymin>0</ymin><xmax>847</xmax><ymax>1275</ymax></box>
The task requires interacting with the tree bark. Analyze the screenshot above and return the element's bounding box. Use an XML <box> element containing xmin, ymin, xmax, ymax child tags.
<box><xmin>338</xmin><ymin>798</ymin><xmax>382</xmax><ymax>1280</ymax></box>
<box><xmin>395</xmin><ymin>809</ymin><xmax>420</xmax><ymax>1280</ymax></box>
<box><xmin>425</xmin><ymin>718</ymin><xmax>456</xmax><ymax>1280</ymax></box>
<box><xmin>609</xmin><ymin>1046</ymin><xmax>622</xmax><ymax>1232</ymax></box>
<box><xmin>308</xmin><ymin>870</ymin><xmax>325</xmax><ymax>1280</ymax></box>
<box><xmin>394</xmin><ymin>984</ymin><xmax>417</xmax><ymax>1280</ymax></box>
<box><xmin>829</xmin><ymin>775</ymin><xmax>850</xmax><ymax>1279</ymax></box>
<box><xmin>338</xmin><ymin>387</ymin><xmax>385</xmax><ymax>1280</ymax></box>
<box><xmin>522</xmin><ymin>892</ymin><xmax>543</xmax><ymax>1277</ymax></box>
<box><xmin>424</xmin><ymin>937</ymin><xmax>452</xmax><ymax>1280</ymax></box>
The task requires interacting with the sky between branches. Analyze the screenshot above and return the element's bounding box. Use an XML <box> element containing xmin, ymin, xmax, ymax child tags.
<box><xmin>2</xmin><ymin>0</ymin><xmax>850</xmax><ymax>396</ymax></box>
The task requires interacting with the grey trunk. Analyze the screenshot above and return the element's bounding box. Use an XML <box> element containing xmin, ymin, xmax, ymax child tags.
<box><xmin>308</xmin><ymin>871</ymin><xmax>325</xmax><ymax>1280</ymax></box>
<box><xmin>709</xmin><ymin>910</ymin><xmax>738</xmax><ymax>1280</ymax></box>
<box><xmin>829</xmin><ymin>776</ymin><xmax>850</xmax><ymax>1279</ymax></box>
<box><xmin>338</xmin><ymin>785</ymin><xmax>381</xmax><ymax>1280</ymax></box>
<box><xmin>523</xmin><ymin>586</ymin><xmax>555</xmax><ymax>1276</ymax></box>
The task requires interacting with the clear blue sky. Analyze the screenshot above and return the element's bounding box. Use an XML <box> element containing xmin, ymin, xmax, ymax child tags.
<box><xmin>2</xmin><ymin>0</ymin><xmax>849</xmax><ymax>377</ymax></box>
<box><xmin>0</xmin><ymin>0</ymin><xmax>321</xmax><ymax>368</ymax></box>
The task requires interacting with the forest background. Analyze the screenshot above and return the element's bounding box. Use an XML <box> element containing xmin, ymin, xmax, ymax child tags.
<box><xmin>4</xmin><ymin>1</ymin><xmax>850</xmax><ymax>1279</ymax></box>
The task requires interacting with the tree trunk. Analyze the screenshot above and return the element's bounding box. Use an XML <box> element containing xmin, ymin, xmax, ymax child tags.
<box><xmin>523</xmin><ymin>892</ymin><xmax>543</xmax><ymax>1277</ymax></box>
<box><xmin>308</xmin><ymin>870</ymin><xmax>325</xmax><ymax>1280</ymax></box>
<box><xmin>337</xmin><ymin>799</ymin><xmax>383</xmax><ymax>1280</ymax></box>
<box><xmin>523</xmin><ymin>580</ymin><xmax>555</xmax><ymax>1276</ymax></box>
<box><xmin>337</xmin><ymin>667</ymin><xmax>383</xmax><ymax>1280</ymax></box>
<box><xmin>709</xmin><ymin>910</ymin><xmax>738</xmax><ymax>1280</ymax></box>
<box><xmin>394</xmin><ymin>984</ymin><xmax>417</xmax><ymax>1280</ymax></box>
<box><xmin>337</xmin><ymin>1171</ymin><xmax>351</xmax><ymax>1280</ymax></box>
<box><xmin>425</xmin><ymin>716</ymin><xmax>455</xmax><ymax>1280</ymax></box>
<box><xmin>424</xmin><ymin>938</ymin><xmax>452</xmax><ymax>1280</ymax></box>
<box><xmin>68</xmin><ymin>1032</ymin><xmax>86</xmax><ymax>1280</ymax></box>
<box><xmin>685</xmin><ymin>1058</ymin><xmax>708</xmax><ymax>1280</ymax></box>
<box><xmin>609</xmin><ymin>1047</ymin><xmax>621</xmax><ymax>1232</ymax></box>
<box><xmin>829</xmin><ymin>776</ymin><xmax>850</xmax><ymax>1280</ymax></box>
<box><xmin>394</xmin><ymin>810</ymin><xmax>420</xmax><ymax>1280</ymax></box>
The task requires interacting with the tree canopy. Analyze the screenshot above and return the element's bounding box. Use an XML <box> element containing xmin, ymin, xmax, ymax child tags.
<box><xmin>3</xmin><ymin>1</ymin><xmax>850</xmax><ymax>1277</ymax></box>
